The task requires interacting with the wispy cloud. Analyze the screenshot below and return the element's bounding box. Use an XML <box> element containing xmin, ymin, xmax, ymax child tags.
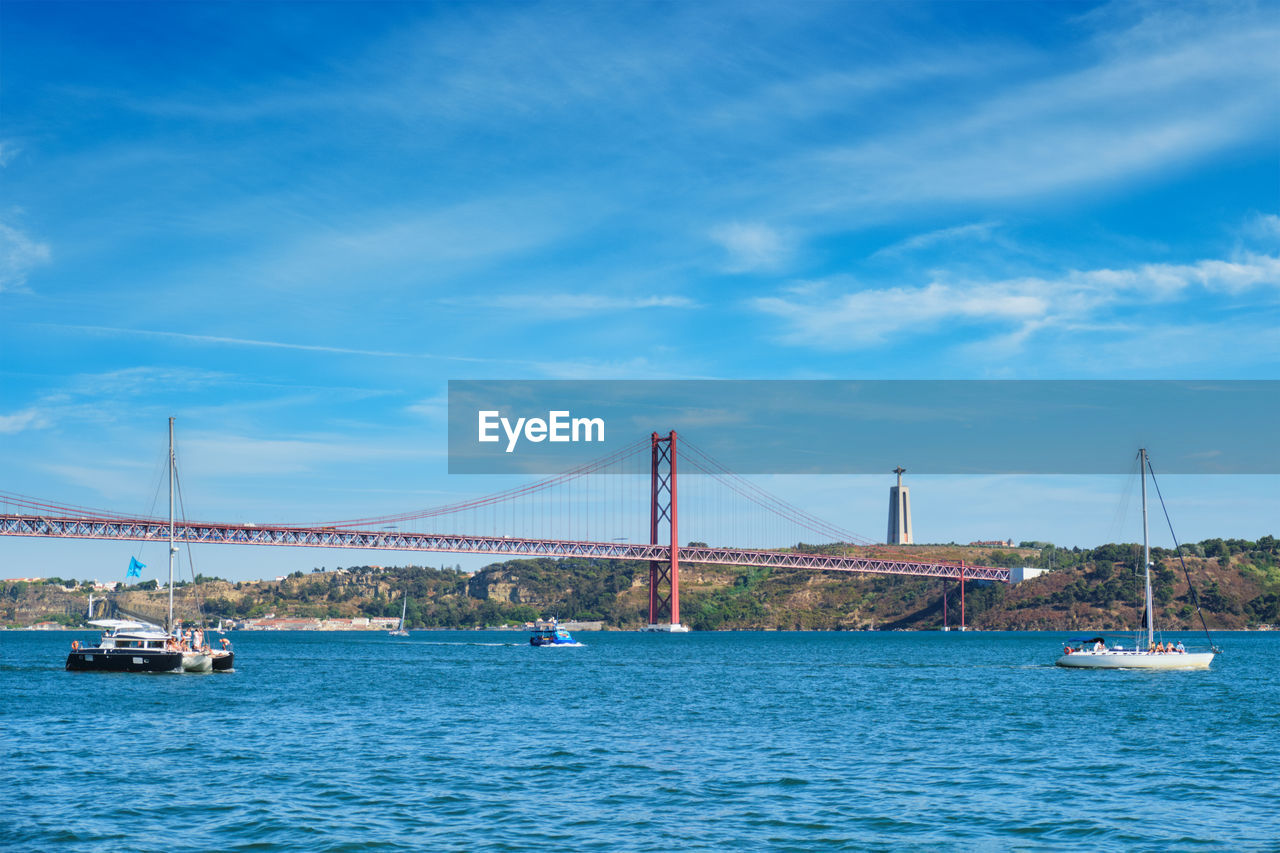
<box><xmin>179</xmin><ymin>432</ymin><xmax>438</xmax><ymax>477</ymax></box>
<box><xmin>753</xmin><ymin>252</ymin><xmax>1280</xmax><ymax>350</ymax></box>
<box><xmin>523</xmin><ymin>355</ymin><xmax>689</xmax><ymax>380</ymax></box>
<box><xmin>1242</xmin><ymin>213</ymin><xmax>1280</xmax><ymax>244</ymax></box>
<box><xmin>793</xmin><ymin>4</ymin><xmax>1278</xmax><ymax>211</ymax></box>
<box><xmin>405</xmin><ymin>394</ymin><xmax>448</xmax><ymax>422</ymax></box>
<box><xmin>709</xmin><ymin>222</ymin><xmax>791</xmax><ymax>273</ymax></box>
<box><xmin>35</xmin><ymin>324</ymin><xmax>506</xmax><ymax>362</ymax></box>
<box><xmin>461</xmin><ymin>293</ymin><xmax>697</xmax><ymax>318</ymax></box>
<box><xmin>63</xmin><ymin>366</ymin><xmax>229</xmax><ymax>398</ymax></box>
<box><xmin>0</xmin><ymin>368</ymin><xmax>240</xmax><ymax>438</ymax></box>
<box><xmin>0</xmin><ymin>407</ymin><xmax>48</xmax><ymax>434</ymax></box>
<box><xmin>0</xmin><ymin>221</ymin><xmax>51</xmax><ymax>291</ymax></box>
<box><xmin>38</xmin><ymin>463</ymin><xmax>154</xmax><ymax>500</ymax></box>
<box><xmin>871</xmin><ymin>221</ymin><xmax>1002</xmax><ymax>259</ymax></box>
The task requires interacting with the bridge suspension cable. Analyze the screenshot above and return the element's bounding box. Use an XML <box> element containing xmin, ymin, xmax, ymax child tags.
<box><xmin>308</xmin><ymin>435</ymin><xmax>653</xmax><ymax>531</ymax></box>
<box><xmin>678</xmin><ymin>437</ymin><xmax>877</xmax><ymax>547</ymax></box>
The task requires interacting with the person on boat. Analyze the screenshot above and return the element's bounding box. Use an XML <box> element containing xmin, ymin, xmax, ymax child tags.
<box><xmin>1093</xmin><ymin>640</ymin><xmax>1105</xmax><ymax>652</ymax></box>
<box><xmin>1175</xmin><ymin>640</ymin><xmax>1186</xmax><ymax>654</ymax></box>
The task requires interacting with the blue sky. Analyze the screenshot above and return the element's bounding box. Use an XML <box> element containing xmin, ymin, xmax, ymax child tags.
<box><xmin>2</xmin><ymin>1</ymin><xmax>1277</xmax><ymax>583</ymax></box>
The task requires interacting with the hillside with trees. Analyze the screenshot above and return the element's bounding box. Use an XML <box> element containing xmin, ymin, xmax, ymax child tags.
<box><xmin>6</xmin><ymin>536</ymin><xmax>1278</xmax><ymax>632</ymax></box>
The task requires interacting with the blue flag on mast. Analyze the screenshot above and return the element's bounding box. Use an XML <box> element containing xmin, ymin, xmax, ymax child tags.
<box><xmin>126</xmin><ymin>557</ymin><xmax>145</xmax><ymax>578</ymax></box>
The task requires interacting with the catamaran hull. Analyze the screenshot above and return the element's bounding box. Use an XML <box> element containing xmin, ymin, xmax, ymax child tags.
<box><xmin>1056</xmin><ymin>652</ymin><xmax>1213</xmax><ymax>670</ymax></box>
<box><xmin>211</xmin><ymin>651</ymin><xmax>235</xmax><ymax>671</ymax></box>
<box><xmin>182</xmin><ymin>652</ymin><xmax>213</xmax><ymax>673</ymax></box>
<box><xmin>65</xmin><ymin>650</ymin><xmax>183</xmax><ymax>673</ymax></box>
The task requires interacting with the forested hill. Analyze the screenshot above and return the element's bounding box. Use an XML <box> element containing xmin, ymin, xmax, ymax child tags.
<box><xmin>7</xmin><ymin>536</ymin><xmax>1278</xmax><ymax>631</ymax></box>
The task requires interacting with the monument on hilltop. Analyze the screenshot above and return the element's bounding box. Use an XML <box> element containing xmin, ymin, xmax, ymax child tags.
<box><xmin>887</xmin><ymin>466</ymin><xmax>913</xmax><ymax>545</ymax></box>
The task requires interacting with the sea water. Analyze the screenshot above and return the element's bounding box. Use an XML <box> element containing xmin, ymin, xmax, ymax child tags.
<box><xmin>3</xmin><ymin>630</ymin><xmax>1277</xmax><ymax>851</ymax></box>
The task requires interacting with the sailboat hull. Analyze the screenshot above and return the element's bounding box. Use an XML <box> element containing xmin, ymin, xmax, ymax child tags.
<box><xmin>1056</xmin><ymin>651</ymin><xmax>1213</xmax><ymax>670</ymax></box>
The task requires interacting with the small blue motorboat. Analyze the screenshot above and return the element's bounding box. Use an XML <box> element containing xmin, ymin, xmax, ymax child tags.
<box><xmin>529</xmin><ymin>618</ymin><xmax>581</xmax><ymax>647</ymax></box>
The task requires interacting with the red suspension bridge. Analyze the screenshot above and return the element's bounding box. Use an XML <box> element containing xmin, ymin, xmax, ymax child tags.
<box><xmin>0</xmin><ymin>431</ymin><xmax>1007</xmax><ymax>629</ymax></box>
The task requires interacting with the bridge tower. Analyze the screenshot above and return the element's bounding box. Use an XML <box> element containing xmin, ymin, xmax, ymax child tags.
<box><xmin>647</xmin><ymin>431</ymin><xmax>687</xmax><ymax>631</ymax></box>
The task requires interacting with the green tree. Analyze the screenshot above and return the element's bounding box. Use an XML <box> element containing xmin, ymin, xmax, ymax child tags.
<box><xmin>1202</xmin><ymin>539</ymin><xmax>1227</xmax><ymax>559</ymax></box>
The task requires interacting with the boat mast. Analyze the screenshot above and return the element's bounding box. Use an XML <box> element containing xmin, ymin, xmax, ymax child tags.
<box><xmin>168</xmin><ymin>417</ymin><xmax>176</xmax><ymax>634</ymax></box>
<box><xmin>1140</xmin><ymin>448</ymin><xmax>1153</xmax><ymax>647</ymax></box>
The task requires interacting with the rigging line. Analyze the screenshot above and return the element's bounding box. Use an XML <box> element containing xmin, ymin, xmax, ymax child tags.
<box><xmin>172</xmin><ymin>458</ymin><xmax>206</xmax><ymax>629</ymax></box>
<box><xmin>1145</xmin><ymin>456</ymin><xmax>1219</xmax><ymax>652</ymax></box>
<box><xmin>1105</xmin><ymin>454</ymin><xmax>1142</xmax><ymax>546</ymax></box>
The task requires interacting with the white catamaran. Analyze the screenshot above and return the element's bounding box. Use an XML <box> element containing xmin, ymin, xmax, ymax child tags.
<box><xmin>67</xmin><ymin>418</ymin><xmax>214</xmax><ymax>673</ymax></box>
<box><xmin>1056</xmin><ymin>449</ymin><xmax>1216</xmax><ymax>671</ymax></box>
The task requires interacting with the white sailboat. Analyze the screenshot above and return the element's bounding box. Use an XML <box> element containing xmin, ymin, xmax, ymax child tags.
<box><xmin>389</xmin><ymin>594</ymin><xmax>409</xmax><ymax>637</ymax></box>
<box><xmin>1056</xmin><ymin>449</ymin><xmax>1215</xmax><ymax>671</ymax></box>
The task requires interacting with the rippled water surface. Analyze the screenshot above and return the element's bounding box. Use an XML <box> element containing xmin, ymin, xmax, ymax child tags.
<box><xmin>4</xmin><ymin>630</ymin><xmax>1278</xmax><ymax>850</ymax></box>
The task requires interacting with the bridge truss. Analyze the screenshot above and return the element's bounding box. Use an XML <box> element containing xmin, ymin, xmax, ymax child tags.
<box><xmin>0</xmin><ymin>512</ymin><xmax>1009</xmax><ymax>582</ymax></box>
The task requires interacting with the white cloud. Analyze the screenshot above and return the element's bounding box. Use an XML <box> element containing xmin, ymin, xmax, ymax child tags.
<box><xmin>755</xmin><ymin>281</ymin><xmax>1046</xmax><ymax>347</ymax></box>
<box><xmin>179</xmin><ymin>433</ymin><xmax>435</xmax><ymax>477</ymax></box>
<box><xmin>405</xmin><ymin>395</ymin><xmax>448</xmax><ymax>421</ymax></box>
<box><xmin>0</xmin><ymin>222</ymin><xmax>51</xmax><ymax>291</ymax></box>
<box><xmin>39</xmin><ymin>324</ymin><xmax>506</xmax><ymax>362</ymax></box>
<box><xmin>450</xmin><ymin>293</ymin><xmax>697</xmax><ymax>318</ymax></box>
<box><xmin>524</xmin><ymin>355</ymin><xmax>677</xmax><ymax>380</ymax></box>
<box><xmin>1241</xmin><ymin>213</ymin><xmax>1280</xmax><ymax>244</ymax></box>
<box><xmin>752</xmin><ymin>253</ymin><xmax>1280</xmax><ymax>350</ymax></box>
<box><xmin>0</xmin><ymin>408</ymin><xmax>48</xmax><ymax>434</ymax></box>
<box><xmin>871</xmin><ymin>221</ymin><xmax>1002</xmax><ymax>259</ymax></box>
<box><xmin>795</xmin><ymin>5</ymin><xmax>1279</xmax><ymax>211</ymax></box>
<box><xmin>709</xmin><ymin>222</ymin><xmax>791</xmax><ymax>273</ymax></box>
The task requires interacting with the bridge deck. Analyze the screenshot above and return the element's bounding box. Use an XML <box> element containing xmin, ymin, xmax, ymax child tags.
<box><xmin>0</xmin><ymin>513</ymin><xmax>1009</xmax><ymax>582</ymax></box>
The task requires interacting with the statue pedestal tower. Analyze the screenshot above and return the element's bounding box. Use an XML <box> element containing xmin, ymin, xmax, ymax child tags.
<box><xmin>887</xmin><ymin>466</ymin><xmax>913</xmax><ymax>545</ymax></box>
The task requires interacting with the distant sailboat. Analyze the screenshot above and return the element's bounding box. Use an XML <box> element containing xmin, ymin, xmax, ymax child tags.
<box><xmin>389</xmin><ymin>594</ymin><xmax>409</xmax><ymax>637</ymax></box>
<box><xmin>1056</xmin><ymin>449</ymin><xmax>1216</xmax><ymax>670</ymax></box>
